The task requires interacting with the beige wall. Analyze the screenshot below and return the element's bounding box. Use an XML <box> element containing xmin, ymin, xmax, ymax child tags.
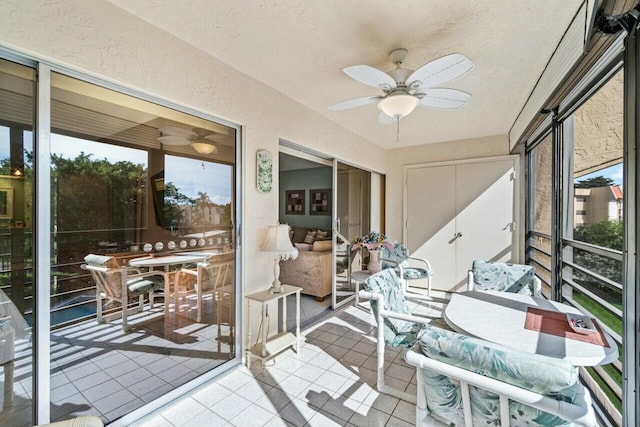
<box><xmin>0</xmin><ymin>0</ymin><xmax>386</xmax><ymax>345</ymax></box>
<box><xmin>385</xmin><ymin>134</ymin><xmax>512</xmax><ymax>241</ymax></box>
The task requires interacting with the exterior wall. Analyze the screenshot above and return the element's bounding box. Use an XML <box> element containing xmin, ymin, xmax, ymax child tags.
<box><xmin>386</xmin><ymin>134</ymin><xmax>512</xmax><ymax>243</ymax></box>
<box><xmin>0</xmin><ymin>0</ymin><xmax>386</xmax><ymax>353</ymax></box>
<box><xmin>573</xmin><ymin>71</ymin><xmax>623</xmax><ymax>176</ymax></box>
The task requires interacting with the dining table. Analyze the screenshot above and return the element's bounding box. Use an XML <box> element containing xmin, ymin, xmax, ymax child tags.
<box><xmin>444</xmin><ymin>290</ymin><xmax>618</xmax><ymax>366</ymax></box>
<box><xmin>129</xmin><ymin>252</ymin><xmax>217</xmax><ymax>315</ymax></box>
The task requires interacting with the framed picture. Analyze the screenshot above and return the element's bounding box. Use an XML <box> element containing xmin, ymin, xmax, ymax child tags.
<box><xmin>286</xmin><ymin>190</ymin><xmax>305</xmax><ymax>215</ymax></box>
<box><xmin>256</xmin><ymin>149</ymin><xmax>273</xmax><ymax>193</ymax></box>
<box><xmin>0</xmin><ymin>188</ymin><xmax>13</xmax><ymax>219</ymax></box>
<box><xmin>309</xmin><ymin>188</ymin><xmax>331</xmax><ymax>215</ymax></box>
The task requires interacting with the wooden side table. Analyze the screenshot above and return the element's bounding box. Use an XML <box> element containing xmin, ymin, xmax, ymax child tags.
<box><xmin>245</xmin><ymin>285</ymin><xmax>301</xmax><ymax>366</ymax></box>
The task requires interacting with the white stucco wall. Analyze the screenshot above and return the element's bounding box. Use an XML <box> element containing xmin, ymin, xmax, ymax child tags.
<box><xmin>0</xmin><ymin>0</ymin><xmax>386</xmax><ymax>349</ymax></box>
<box><xmin>385</xmin><ymin>134</ymin><xmax>512</xmax><ymax>242</ymax></box>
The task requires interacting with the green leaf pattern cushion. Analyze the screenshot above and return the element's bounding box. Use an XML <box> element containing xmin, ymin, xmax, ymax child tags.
<box><xmin>418</xmin><ymin>326</ymin><xmax>579</xmax><ymax>426</ymax></box>
<box><xmin>380</xmin><ymin>243</ymin><xmax>409</xmax><ymax>270</ymax></box>
<box><xmin>380</xmin><ymin>243</ymin><xmax>433</xmax><ymax>279</ymax></box>
<box><xmin>472</xmin><ymin>260</ymin><xmax>536</xmax><ymax>296</ymax></box>
<box><xmin>363</xmin><ymin>269</ymin><xmax>424</xmax><ymax>347</ymax></box>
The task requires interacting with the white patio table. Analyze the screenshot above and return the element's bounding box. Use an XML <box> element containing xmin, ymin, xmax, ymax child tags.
<box><xmin>444</xmin><ymin>290</ymin><xmax>618</xmax><ymax>366</ymax></box>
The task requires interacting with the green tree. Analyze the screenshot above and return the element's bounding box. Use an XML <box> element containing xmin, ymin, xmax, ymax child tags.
<box><xmin>574</xmin><ymin>176</ymin><xmax>615</xmax><ymax>188</ymax></box>
<box><xmin>573</xmin><ymin>219</ymin><xmax>623</xmax><ymax>287</ymax></box>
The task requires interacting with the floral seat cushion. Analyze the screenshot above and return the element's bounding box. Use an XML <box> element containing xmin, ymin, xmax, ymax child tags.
<box><xmin>472</xmin><ymin>260</ymin><xmax>536</xmax><ymax>296</ymax></box>
<box><xmin>418</xmin><ymin>326</ymin><xmax>579</xmax><ymax>426</ymax></box>
<box><xmin>363</xmin><ymin>269</ymin><xmax>424</xmax><ymax>347</ymax></box>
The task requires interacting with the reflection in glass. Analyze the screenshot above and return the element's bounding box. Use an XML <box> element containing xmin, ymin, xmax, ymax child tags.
<box><xmin>0</xmin><ymin>58</ymin><xmax>35</xmax><ymax>426</ymax></box>
<box><xmin>49</xmin><ymin>72</ymin><xmax>236</xmax><ymax>424</ymax></box>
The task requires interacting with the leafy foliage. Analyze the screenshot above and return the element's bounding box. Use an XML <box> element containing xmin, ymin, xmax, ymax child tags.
<box><xmin>573</xmin><ymin>219</ymin><xmax>623</xmax><ymax>291</ymax></box>
<box><xmin>574</xmin><ymin>175</ymin><xmax>615</xmax><ymax>189</ymax></box>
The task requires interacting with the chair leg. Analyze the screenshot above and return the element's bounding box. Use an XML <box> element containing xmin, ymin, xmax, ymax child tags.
<box><xmin>196</xmin><ymin>288</ymin><xmax>203</xmax><ymax>323</ymax></box>
<box><xmin>375</xmin><ymin>311</ymin><xmax>416</xmax><ymax>403</ymax></box>
<box><xmin>96</xmin><ymin>291</ymin><xmax>104</xmax><ymax>324</ymax></box>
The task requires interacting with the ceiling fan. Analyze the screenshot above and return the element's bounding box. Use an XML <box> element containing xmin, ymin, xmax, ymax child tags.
<box><xmin>329</xmin><ymin>49</ymin><xmax>474</xmax><ymax>124</ymax></box>
<box><xmin>157</xmin><ymin>126</ymin><xmax>222</xmax><ymax>154</ymax></box>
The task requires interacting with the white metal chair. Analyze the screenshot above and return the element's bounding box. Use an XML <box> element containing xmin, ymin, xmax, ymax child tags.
<box><xmin>177</xmin><ymin>257</ymin><xmax>233</xmax><ymax>324</ymax></box>
<box><xmin>405</xmin><ymin>326</ymin><xmax>597</xmax><ymax>427</ymax></box>
<box><xmin>81</xmin><ymin>254</ymin><xmax>165</xmax><ymax>331</ymax></box>
<box><xmin>358</xmin><ymin>268</ymin><xmax>447</xmax><ymax>403</ymax></box>
<box><xmin>380</xmin><ymin>242</ymin><xmax>433</xmax><ymax>295</ymax></box>
<box><xmin>468</xmin><ymin>260</ymin><xmax>542</xmax><ymax>297</ymax></box>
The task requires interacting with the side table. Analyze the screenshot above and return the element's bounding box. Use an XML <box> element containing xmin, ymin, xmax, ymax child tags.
<box><xmin>352</xmin><ymin>270</ymin><xmax>372</xmax><ymax>308</ymax></box>
<box><xmin>245</xmin><ymin>284</ymin><xmax>302</xmax><ymax>366</ymax></box>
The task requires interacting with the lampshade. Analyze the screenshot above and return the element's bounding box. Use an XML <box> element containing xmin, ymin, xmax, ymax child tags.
<box><xmin>263</xmin><ymin>224</ymin><xmax>298</xmax><ymax>260</ymax></box>
<box><xmin>378</xmin><ymin>93</ymin><xmax>418</xmax><ymax>118</ymax></box>
<box><xmin>191</xmin><ymin>142</ymin><xmax>218</xmax><ymax>154</ymax></box>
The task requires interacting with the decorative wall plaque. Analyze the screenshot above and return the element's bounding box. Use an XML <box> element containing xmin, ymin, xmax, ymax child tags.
<box><xmin>256</xmin><ymin>149</ymin><xmax>273</xmax><ymax>193</ymax></box>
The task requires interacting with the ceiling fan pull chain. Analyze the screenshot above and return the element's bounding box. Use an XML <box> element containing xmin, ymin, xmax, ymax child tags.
<box><xmin>396</xmin><ymin>117</ymin><xmax>400</xmax><ymax>142</ymax></box>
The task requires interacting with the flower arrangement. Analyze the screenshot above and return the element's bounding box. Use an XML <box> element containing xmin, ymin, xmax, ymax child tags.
<box><xmin>351</xmin><ymin>231</ymin><xmax>393</xmax><ymax>251</ymax></box>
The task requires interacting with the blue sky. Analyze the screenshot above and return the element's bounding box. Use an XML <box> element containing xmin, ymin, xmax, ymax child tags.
<box><xmin>574</xmin><ymin>163</ymin><xmax>623</xmax><ymax>186</ymax></box>
<box><xmin>50</xmin><ymin>134</ymin><xmax>232</xmax><ymax>204</ymax></box>
<box><xmin>0</xmin><ymin>128</ymin><xmax>232</xmax><ymax>204</ymax></box>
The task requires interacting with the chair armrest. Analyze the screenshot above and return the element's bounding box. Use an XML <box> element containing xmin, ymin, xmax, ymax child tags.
<box><xmin>358</xmin><ymin>290</ymin><xmax>444</xmax><ymax>323</ymax></box>
<box><xmin>467</xmin><ymin>270</ymin><xmax>474</xmax><ymax>291</ymax></box>
<box><xmin>406</xmin><ymin>255</ymin><xmax>432</xmax><ymax>271</ymax></box>
<box><xmin>180</xmin><ymin>268</ymin><xmax>198</xmax><ymax>277</ymax></box>
<box><xmin>533</xmin><ymin>276</ymin><xmax>542</xmax><ymax>297</ymax></box>
<box><xmin>405</xmin><ymin>349</ymin><xmax>596</xmax><ymax>426</ymax></box>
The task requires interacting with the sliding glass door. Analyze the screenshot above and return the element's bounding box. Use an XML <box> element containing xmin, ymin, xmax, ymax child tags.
<box><xmin>332</xmin><ymin>161</ymin><xmax>371</xmax><ymax>309</ymax></box>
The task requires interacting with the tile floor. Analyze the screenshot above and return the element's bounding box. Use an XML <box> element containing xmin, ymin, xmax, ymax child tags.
<box><xmin>132</xmin><ymin>291</ymin><xmax>446</xmax><ymax>427</ymax></box>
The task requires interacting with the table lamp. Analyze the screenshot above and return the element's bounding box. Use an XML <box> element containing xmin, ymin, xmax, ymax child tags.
<box><xmin>263</xmin><ymin>223</ymin><xmax>298</xmax><ymax>294</ymax></box>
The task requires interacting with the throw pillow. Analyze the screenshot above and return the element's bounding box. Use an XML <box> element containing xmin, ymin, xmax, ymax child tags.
<box><xmin>315</xmin><ymin>230</ymin><xmax>328</xmax><ymax>239</ymax></box>
<box><xmin>303</xmin><ymin>231</ymin><xmax>317</xmax><ymax>244</ymax></box>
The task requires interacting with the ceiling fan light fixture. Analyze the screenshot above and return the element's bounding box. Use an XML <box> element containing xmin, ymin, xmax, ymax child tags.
<box><xmin>377</xmin><ymin>93</ymin><xmax>418</xmax><ymax>118</ymax></box>
<box><xmin>191</xmin><ymin>142</ymin><xmax>217</xmax><ymax>154</ymax></box>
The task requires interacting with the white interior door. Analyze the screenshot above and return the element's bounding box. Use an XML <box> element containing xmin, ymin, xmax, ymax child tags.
<box><xmin>454</xmin><ymin>159</ymin><xmax>516</xmax><ymax>288</ymax></box>
<box><xmin>405</xmin><ymin>165</ymin><xmax>456</xmax><ymax>291</ymax></box>
<box><xmin>405</xmin><ymin>156</ymin><xmax>518</xmax><ymax>292</ymax></box>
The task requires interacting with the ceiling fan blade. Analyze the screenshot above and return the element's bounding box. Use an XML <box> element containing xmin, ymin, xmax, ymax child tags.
<box><xmin>204</xmin><ymin>133</ymin><xmax>226</xmax><ymax>142</ymax></box>
<box><xmin>158</xmin><ymin>135</ymin><xmax>190</xmax><ymax>146</ymax></box>
<box><xmin>378</xmin><ymin>111</ymin><xmax>395</xmax><ymax>125</ymax></box>
<box><xmin>408</xmin><ymin>53</ymin><xmax>474</xmax><ymax>89</ymax></box>
<box><xmin>343</xmin><ymin>65</ymin><xmax>397</xmax><ymax>90</ymax></box>
<box><xmin>159</xmin><ymin>126</ymin><xmax>197</xmax><ymax>138</ymax></box>
<box><xmin>328</xmin><ymin>96</ymin><xmax>380</xmax><ymax>111</ymax></box>
<box><xmin>419</xmin><ymin>88</ymin><xmax>471</xmax><ymax>109</ymax></box>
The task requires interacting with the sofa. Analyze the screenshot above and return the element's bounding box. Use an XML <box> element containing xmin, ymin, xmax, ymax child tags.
<box><xmin>279</xmin><ymin>227</ymin><xmax>333</xmax><ymax>301</ymax></box>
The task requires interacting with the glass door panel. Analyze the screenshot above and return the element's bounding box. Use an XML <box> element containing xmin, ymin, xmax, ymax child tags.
<box><xmin>0</xmin><ymin>58</ymin><xmax>36</xmax><ymax>427</ymax></box>
<box><xmin>333</xmin><ymin>161</ymin><xmax>370</xmax><ymax>308</ymax></box>
<box><xmin>48</xmin><ymin>72</ymin><xmax>237</xmax><ymax>424</ymax></box>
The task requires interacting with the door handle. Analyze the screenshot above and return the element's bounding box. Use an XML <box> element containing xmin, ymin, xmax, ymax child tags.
<box><xmin>454</xmin><ymin>232</ymin><xmax>463</xmax><ymax>239</ymax></box>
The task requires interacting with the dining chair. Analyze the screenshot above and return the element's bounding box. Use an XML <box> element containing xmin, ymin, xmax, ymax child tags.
<box><xmin>380</xmin><ymin>242</ymin><xmax>433</xmax><ymax>295</ymax></box>
<box><xmin>81</xmin><ymin>254</ymin><xmax>165</xmax><ymax>331</ymax></box>
<box><xmin>358</xmin><ymin>268</ymin><xmax>447</xmax><ymax>403</ymax></box>
<box><xmin>178</xmin><ymin>256</ymin><xmax>234</xmax><ymax>324</ymax></box>
<box><xmin>468</xmin><ymin>260</ymin><xmax>542</xmax><ymax>297</ymax></box>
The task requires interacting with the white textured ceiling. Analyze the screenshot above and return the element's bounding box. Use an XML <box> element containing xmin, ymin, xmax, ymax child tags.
<box><xmin>107</xmin><ymin>0</ymin><xmax>582</xmax><ymax>149</ymax></box>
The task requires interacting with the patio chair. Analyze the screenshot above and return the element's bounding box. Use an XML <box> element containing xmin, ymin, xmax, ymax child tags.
<box><xmin>177</xmin><ymin>256</ymin><xmax>233</xmax><ymax>324</ymax></box>
<box><xmin>405</xmin><ymin>326</ymin><xmax>596</xmax><ymax>426</ymax></box>
<box><xmin>468</xmin><ymin>260</ymin><xmax>542</xmax><ymax>297</ymax></box>
<box><xmin>81</xmin><ymin>254</ymin><xmax>165</xmax><ymax>332</ymax></box>
<box><xmin>380</xmin><ymin>242</ymin><xmax>433</xmax><ymax>295</ymax></box>
<box><xmin>358</xmin><ymin>268</ymin><xmax>447</xmax><ymax>403</ymax></box>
